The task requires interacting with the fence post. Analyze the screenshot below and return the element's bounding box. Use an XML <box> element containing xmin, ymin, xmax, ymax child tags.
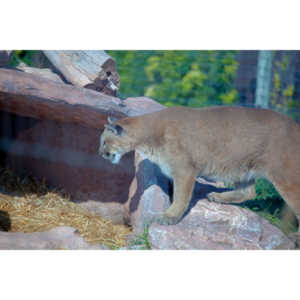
<box><xmin>255</xmin><ymin>50</ymin><xmax>274</xmax><ymax>108</ymax></box>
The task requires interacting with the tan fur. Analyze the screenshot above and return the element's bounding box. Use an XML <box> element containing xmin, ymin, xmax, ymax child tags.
<box><xmin>99</xmin><ymin>106</ymin><xmax>300</xmax><ymax>242</ymax></box>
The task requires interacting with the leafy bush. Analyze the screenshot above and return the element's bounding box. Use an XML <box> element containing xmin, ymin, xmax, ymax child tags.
<box><xmin>242</xmin><ymin>179</ymin><xmax>283</xmax><ymax>214</ymax></box>
<box><xmin>8</xmin><ymin>50</ymin><xmax>36</xmax><ymax>67</ymax></box>
<box><xmin>108</xmin><ymin>50</ymin><xmax>239</xmax><ymax>107</ymax></box>
<box><xmin>254</xmin><ymin>178</ymin><xmax>282</xmax><ymax>202</ymax></box>
<box><xmin>241</xmin><ymin>179</ymin><xmax>296</xmax><ymax>233</ymax></box>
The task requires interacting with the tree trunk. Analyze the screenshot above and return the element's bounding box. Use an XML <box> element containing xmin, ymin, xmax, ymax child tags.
<box><xmin>43</xmin><ymin>50</ymin><xmax>120</xmax><ymax>96</ymax></box>
<box><xmin>255</xmin><ymin>50</ymin><xmax>274</xmax><ymax>108</ymax></box>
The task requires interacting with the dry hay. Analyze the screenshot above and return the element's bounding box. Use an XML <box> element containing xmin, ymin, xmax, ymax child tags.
<box><xmin>0</xmin><ymin>167</ymin><xmax>131</xmax><ymax>248</ymax></box>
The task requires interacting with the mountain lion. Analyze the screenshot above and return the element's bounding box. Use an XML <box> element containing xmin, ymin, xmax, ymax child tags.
<box><xmin>99</xmin><ymin>106</ymin><xmax>300</xmax><ymax>243</ymax></box>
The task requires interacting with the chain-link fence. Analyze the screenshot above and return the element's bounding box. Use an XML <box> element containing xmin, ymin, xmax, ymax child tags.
<box><xmin>108</xmin><ymin>50</ymin><xmax>300</xmax><ymax>122</ymax></box>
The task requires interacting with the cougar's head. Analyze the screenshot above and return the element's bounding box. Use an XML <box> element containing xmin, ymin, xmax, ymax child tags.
<box><xmin>99</xmin><ymin>116</ymin><xmax>134</xmax><ymax>164</ymax></box>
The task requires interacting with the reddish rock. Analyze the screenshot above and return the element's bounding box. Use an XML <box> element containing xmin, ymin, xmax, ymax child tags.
<box><xmin>123</xmin><ymin>97</ymin><xmax>166</xmax><ymax>117</ymax></box>
<box><xmin>17</xmin><ymin>63</ymin><xmax>64</xmax><ymax>83</ymax></box>
<box><xmin>78</xmin><ymin>200</ymin><xmax>127</xmax><ymax>225</ymax></box>
<box><xmin>0</xmin><ymin>68</ymin><xmax>127</xmax><ymax>129</ymax></box>
<box><xmin>2</xmin><ymin>113</ymin><xmax>135</xmax><ymax>217</ymax></box>
<box><xmin>149</xmin><ymin>199</ymin><xmax>295</xmax><ymax>250</ymax></box>
<box><xmin>0</xmin><ymin>226</ymin><xmax>107</xmax><ymax>250</ymax></box>
<box><xmin>0</xmin><ymin>71</ymin><xmax>166</xmax><ymax>227</ymax></box>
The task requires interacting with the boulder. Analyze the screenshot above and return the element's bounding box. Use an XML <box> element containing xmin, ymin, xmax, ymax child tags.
<box><xmin>125</xmin><ymin>156</ymin><xmax>295</xmax><ymax>249</ymax></box>
<box><xmin>0</xmin><ymin>69</ymin><xmax>166</xmax><ymax>226</ymax></box>
<box><xmin>126</xmin><ymin>151</ymin><xmax>170</xmax><ymax>233</ymax></box>
<box><xmin>148</xmin><ymin>198</ymin><xmax>295</xmax><ymax>250</ymax></box>
<box><xmin>127</xmin><ymin>175</ymin><xmax>226</xmax><ymax>235</ymax></box>
<box><xmin>3</xmin><ymin>114</ymin><xmax>135</xmax><ymax>210</ymax></box>
<box><xmin>16</xmin><ymin>62</ymin><xmax>64</xmax><ymax>83</ymax></box>
<box><xmin>0</xmin><ymin>68</ymin><xmax>127</xmax><ymax>129</ymax></box>
<box><xmin>0</xmin><ymin>226</ymin><xmax>108</xmax><ymax>250</ymax></box>
<box><xmin>122</xmin><ymin>96</ymin><xmax>165</xmax><ymax>117</ymax></box>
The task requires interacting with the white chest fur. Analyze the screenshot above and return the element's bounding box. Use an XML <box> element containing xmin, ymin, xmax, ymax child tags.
<box><xmin>136</xmin><ymin>148</ymin><xmax>173</xmax><ymax>179</ymax></box>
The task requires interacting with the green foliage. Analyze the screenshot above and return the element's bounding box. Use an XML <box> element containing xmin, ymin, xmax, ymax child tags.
<box><xmin>130</xmin><ymin>225</ymin><xmax>151</xmax><ymax>250</ymax></box>
<box><xmin>241</xmin><ymin>179</ymin><xmax>297</xmax><ymax>233</ymax></box>
<box><xmin>108</xmin><ymin>50</ymin><xmax>239</xmax><ymax>107</ymax></box>
<box><xmin>242</xmin><ymin>179</ymin><xmax>282</xmax><ymax>221</ymax></box>
<box><xmin>271</xmin><ymin>53</ymin><xmax>300</xmax><ymax>121</ymax></box>
<box><xmin>8</xmin><ymin>50</ymin><xmax>36</xmax><ymax>67</ymax></box>
<box><xmin>254</xmin><ymin>178</ymin><xmax>281</xmax><ymax>202</ymax></box>
<box><xmin>107</xmin><ymin>50</ymin><xmax>156</xmax><ymax>98</ymax></box>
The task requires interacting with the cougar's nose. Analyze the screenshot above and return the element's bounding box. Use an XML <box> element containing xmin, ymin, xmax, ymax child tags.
<box><xmin>104</xmin><ymin>151</ymin><xmax>110</xmax><ymax>158</ymax></box>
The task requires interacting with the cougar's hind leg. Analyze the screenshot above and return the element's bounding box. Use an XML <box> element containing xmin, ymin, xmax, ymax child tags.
<box><xmin>207</xmin><ymin>180</ymin><xmax>256</xmax><ymax>204</ymax></box>
<box><xmin>271</xmin><ymin>179</ymin><xmax>300</xmax><ymax>246</ymax></box>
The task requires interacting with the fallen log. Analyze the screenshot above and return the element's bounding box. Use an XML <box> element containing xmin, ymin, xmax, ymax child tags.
<box><xmin>43</xmin><ymin>50</ymin><xmax>120</xmax><ymax>96</ymax></box>
<box><xmin>0</xmin><ymin>68</ymin><xmax>126</xmax><ymax>129</ymax></box>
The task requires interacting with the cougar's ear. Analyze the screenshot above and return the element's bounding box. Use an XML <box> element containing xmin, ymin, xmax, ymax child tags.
<box><xmin>104</xmin><ymin>124</ymin><xmax>125</xmax><ymax>136</ymax></box>
<box><xmin>108</xmin><ymin>116</ymin><xmax>118</xmax><ymax>124</ymax></box>
<box><xmin>114</xmin><ymin>124</ymin><xmax>124</xmax><ymax>136</ymax></box>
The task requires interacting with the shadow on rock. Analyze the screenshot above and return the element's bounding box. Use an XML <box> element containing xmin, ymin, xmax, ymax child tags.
<box><xmin>0</xmin><ymin>210</ymin><xmax>11</xmax><ymax>231</ymax></box>
<box><xmin>185</xmin><ymin>179</ymin><xmax>231</xmax><ymax>216</ymax></box>
<box><xmin>129</xmin><ymin>157</ymin><xmax>231</xmax><ymax>216</ymax></box>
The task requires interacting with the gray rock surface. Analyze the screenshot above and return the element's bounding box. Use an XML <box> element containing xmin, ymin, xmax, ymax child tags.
<box><xmin>126</xmin><ymin>151</ymin><xmax>170</xmax><ymax>233</ymax></box>
<box><xmin>78</xmin><ymin>200</ymin><xmax>127</xmax><ymax>225</ymax></box>
<box><xmin>0</xmin><ymin>226</ymin><xmax>108</xmax><ymax>250</ymax></box>
<box><xmin>149</xmin><ymin>199</ymin><xmax>295</xmax><ymax>250</ymax></box>
<box><xmin>17</xmin><ymin>62</ymin><xmax>64</xmax><ymax>83</ymax></box>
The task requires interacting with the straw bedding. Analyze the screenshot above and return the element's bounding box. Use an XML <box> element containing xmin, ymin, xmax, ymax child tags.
<box><xmin>0</xmin><ymin>167</ymin><xmax>131</xmax><ymax>248</ymax></box>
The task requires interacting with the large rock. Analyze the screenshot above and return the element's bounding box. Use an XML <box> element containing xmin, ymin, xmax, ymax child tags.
<box><xmin>122</xmin><ymin>97</ymin><xmax>165</xmax><ymax>117</ymax></box>
<box><xmin>0</xmin><ymin>226</ymin><xmax>108</xmax><ymax>250</ymax></box>
<box><xmin>0</xmin><ymin>68</ymin><xmax>127</xmax><ymax>129</ymax></box>
<box><xmin>17</xmin><ymin>62</ymin><xmax>64</xmax><ymax>83</ymax></box>
<box><xmin>127</xmin><ymin>175</ymin><xmax>226</xmax><ymax>235</ymax></box>
<box><xmin>149</xmin><ymin>198</ymin><xmax>295</xmax><ymax>250</ymax></box>
<box><xmin>125</xmin><ymin>151</ymin><xmax>170</xmax><ymax>234</ymax></box>
<box><xmin>0</xmin><ymin>70</ymin><xmax>166</xmax><ymax>226</ymax></box>
<box><xmin>125</xmin><ymin>154</ymin><xmax>295</xmax><ymax>249</ymax></box>
<box><xmin>2</xmin><ymin>114</ymin><xmax>135</xmax><ymax>212</ymax></box>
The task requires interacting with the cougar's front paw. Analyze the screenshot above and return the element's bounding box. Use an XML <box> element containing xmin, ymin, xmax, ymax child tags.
<box><xmin>207</xmin><ymin>192</ymin><xmax>224</xmax><ymax>203</ymax></box>
<box><xmin>288</xmin><ymin>232</ymin><xmax>300</xmax><ymax>247</ymax></box>
<box><xmin>154</xmin><ymin>214</ymin><xmax>180</xmax><ymax>226</ymax></box>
